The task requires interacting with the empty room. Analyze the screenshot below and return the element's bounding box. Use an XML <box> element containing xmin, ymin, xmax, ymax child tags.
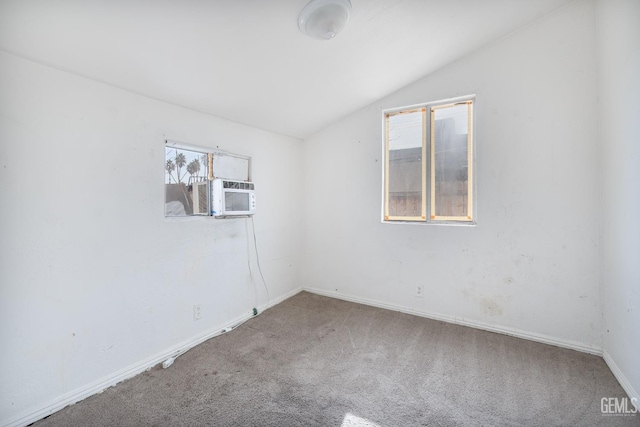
<box><xmin>1</xmin><ymin>0</ymin><xmax>638</xmax><ymax>426</ymax></box>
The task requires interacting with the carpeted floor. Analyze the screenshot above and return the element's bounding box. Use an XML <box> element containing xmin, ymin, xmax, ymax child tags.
<box><xmin>34</xmin><ymin>292</ymin><xmax>638</xmax><ymax>426</ymax></box>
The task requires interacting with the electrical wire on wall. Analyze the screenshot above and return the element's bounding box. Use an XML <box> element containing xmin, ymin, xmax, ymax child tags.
<box><xmin>245</xmin><ymin>218</ymin><xmax>258</xmax><ymax>310</ymax></box>
<box><xmin>248</xmin><ymin>215</ymin><xmax>270</xmax><ymax>308</ymax></box>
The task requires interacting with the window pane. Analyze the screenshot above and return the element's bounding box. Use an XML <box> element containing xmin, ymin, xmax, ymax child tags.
<box><xmin>387</xmin><ymin>110</ymin><xmax>423</xmax><ymax>218</ymax></box>
<box><xmin>165</xmin><ymin>147</ymin><xmax>208</xmax><ymax>216</ymax></box>
<box><xmin>433</xmin><ymin>104</ymin><xmax>469</xmax><ymax>218</ymax></box>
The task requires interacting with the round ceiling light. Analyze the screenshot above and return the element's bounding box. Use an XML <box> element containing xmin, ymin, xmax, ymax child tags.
<box><xmin>298</xmin><ymin>0</ymin><xmax>352</xmax><ymax>40</ymax></box>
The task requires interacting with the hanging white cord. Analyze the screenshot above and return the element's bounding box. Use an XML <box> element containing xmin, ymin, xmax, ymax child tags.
<box><xmin>250</xmin><ymin>215</ymin><xmax>270</xmax><ymax>307</ymax></box>
<box><xmin>245</xmin><ymin>218</ymin><xmax>258</xmax><ymax>309</ymax></box>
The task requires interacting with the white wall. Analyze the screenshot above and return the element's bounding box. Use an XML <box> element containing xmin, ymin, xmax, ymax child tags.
<box><xmin>0</xmin><ymin>52</ymin><xmax>303</xmax><ymax>426</ymax></box>
<box><xmin>597</xmin><ymin>0</ymin><xmax>640</xmax><ymax>402</ymax></box>
<box><xmin>302</xmin><ymin>1</ymin><xmax>602</xmax><ymax>351</ymax></box>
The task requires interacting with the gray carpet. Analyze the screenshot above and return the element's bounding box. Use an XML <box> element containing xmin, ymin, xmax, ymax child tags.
<box><xmin>34</xmin><ymin>292</ymin><xmax>638</xmax><ymax>426</ymax></box>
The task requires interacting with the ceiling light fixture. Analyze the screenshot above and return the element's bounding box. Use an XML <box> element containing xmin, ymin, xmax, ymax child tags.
<box><xmin>298</xmin><ymin>0</ymin><xmax>352</xmax><ymax>40</ymax></box>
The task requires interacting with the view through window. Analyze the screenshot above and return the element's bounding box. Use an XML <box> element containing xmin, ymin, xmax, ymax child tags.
<box><xmin>165</xmin><ymin>146</ymin><xmax>209</xmax><ymax>217</ymax></box>
<box><xmin>384</xmin><ymin>98</ymin><xmax>474</xmax><ymax>223</ymax></box>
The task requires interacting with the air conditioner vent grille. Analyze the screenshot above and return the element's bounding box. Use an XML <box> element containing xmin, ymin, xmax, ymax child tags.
<box><xmin>223</xmin><ymin>180</ymin><xmax>254</xmax><ymax>190</ymax></box>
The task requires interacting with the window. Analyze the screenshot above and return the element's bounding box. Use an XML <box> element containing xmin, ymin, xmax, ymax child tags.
<box><xmin>383</xmin><ymin>97</ymin><xmax>474</xmax><ymax>224</ymax></box>
<box><xmin>164</xmin><ymin>140</ymin><xmax>252</xmax><ymax>217</ymax></box>
<box><xmin>165</xmin><ymin>146</ymin><xmax>210</xmax><ymax>217</ymax></box>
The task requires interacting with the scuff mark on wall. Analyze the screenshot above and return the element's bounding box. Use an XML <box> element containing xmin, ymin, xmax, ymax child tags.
<box><xmin>482</xmin><ymin>298</ymin><xmax>503</xmax><ymax>317</ymax></box>
<box><xmin>462</xmin><ymin>285</ymin><xmax>513</xmax><ymax>318</ymax></box>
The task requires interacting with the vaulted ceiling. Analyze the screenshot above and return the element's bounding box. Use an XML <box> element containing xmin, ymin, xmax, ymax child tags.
<box><xmin>0</xmin><ymin>0</ymin><xmax>571</xmax><ymax>139</ymax></box>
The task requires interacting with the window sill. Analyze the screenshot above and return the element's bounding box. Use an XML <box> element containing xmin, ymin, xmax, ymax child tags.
<box><xmin>381</xmin><ymin>219</ymin><xmax>477</xmax><ymax>227</ymax></box>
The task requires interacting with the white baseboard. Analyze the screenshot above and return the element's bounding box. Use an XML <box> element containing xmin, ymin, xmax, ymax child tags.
<box><xmin>603</xmin><ymin>351</ymin><xmax>640</xmax><ymax>407</ymax></box>
<box><xmin>303</xmin><ymin>287</ymin><xmax>603</xmax><ymax>355</ymax></box>
<box><xmin>2</xmin><ymin>286</ymin><xmax>302</xmax><ymax>427</ymax></box>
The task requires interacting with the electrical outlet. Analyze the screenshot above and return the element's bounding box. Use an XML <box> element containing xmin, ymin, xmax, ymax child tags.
<box><xmin>415</xmin><ymin>286</ymin><xmax>423</xmax><ymax>298</ymax></box>
<box><xmin>193</xmin><ymin>304</ymin><xmax>202</xmax><ymax>321</ymax></box>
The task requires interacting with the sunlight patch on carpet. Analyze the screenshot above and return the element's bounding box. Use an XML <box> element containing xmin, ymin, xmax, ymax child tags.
<box><xmin>341</xmin><ymin>412</ymin><xmax>381</xmax><ymax>427</ymax></box>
